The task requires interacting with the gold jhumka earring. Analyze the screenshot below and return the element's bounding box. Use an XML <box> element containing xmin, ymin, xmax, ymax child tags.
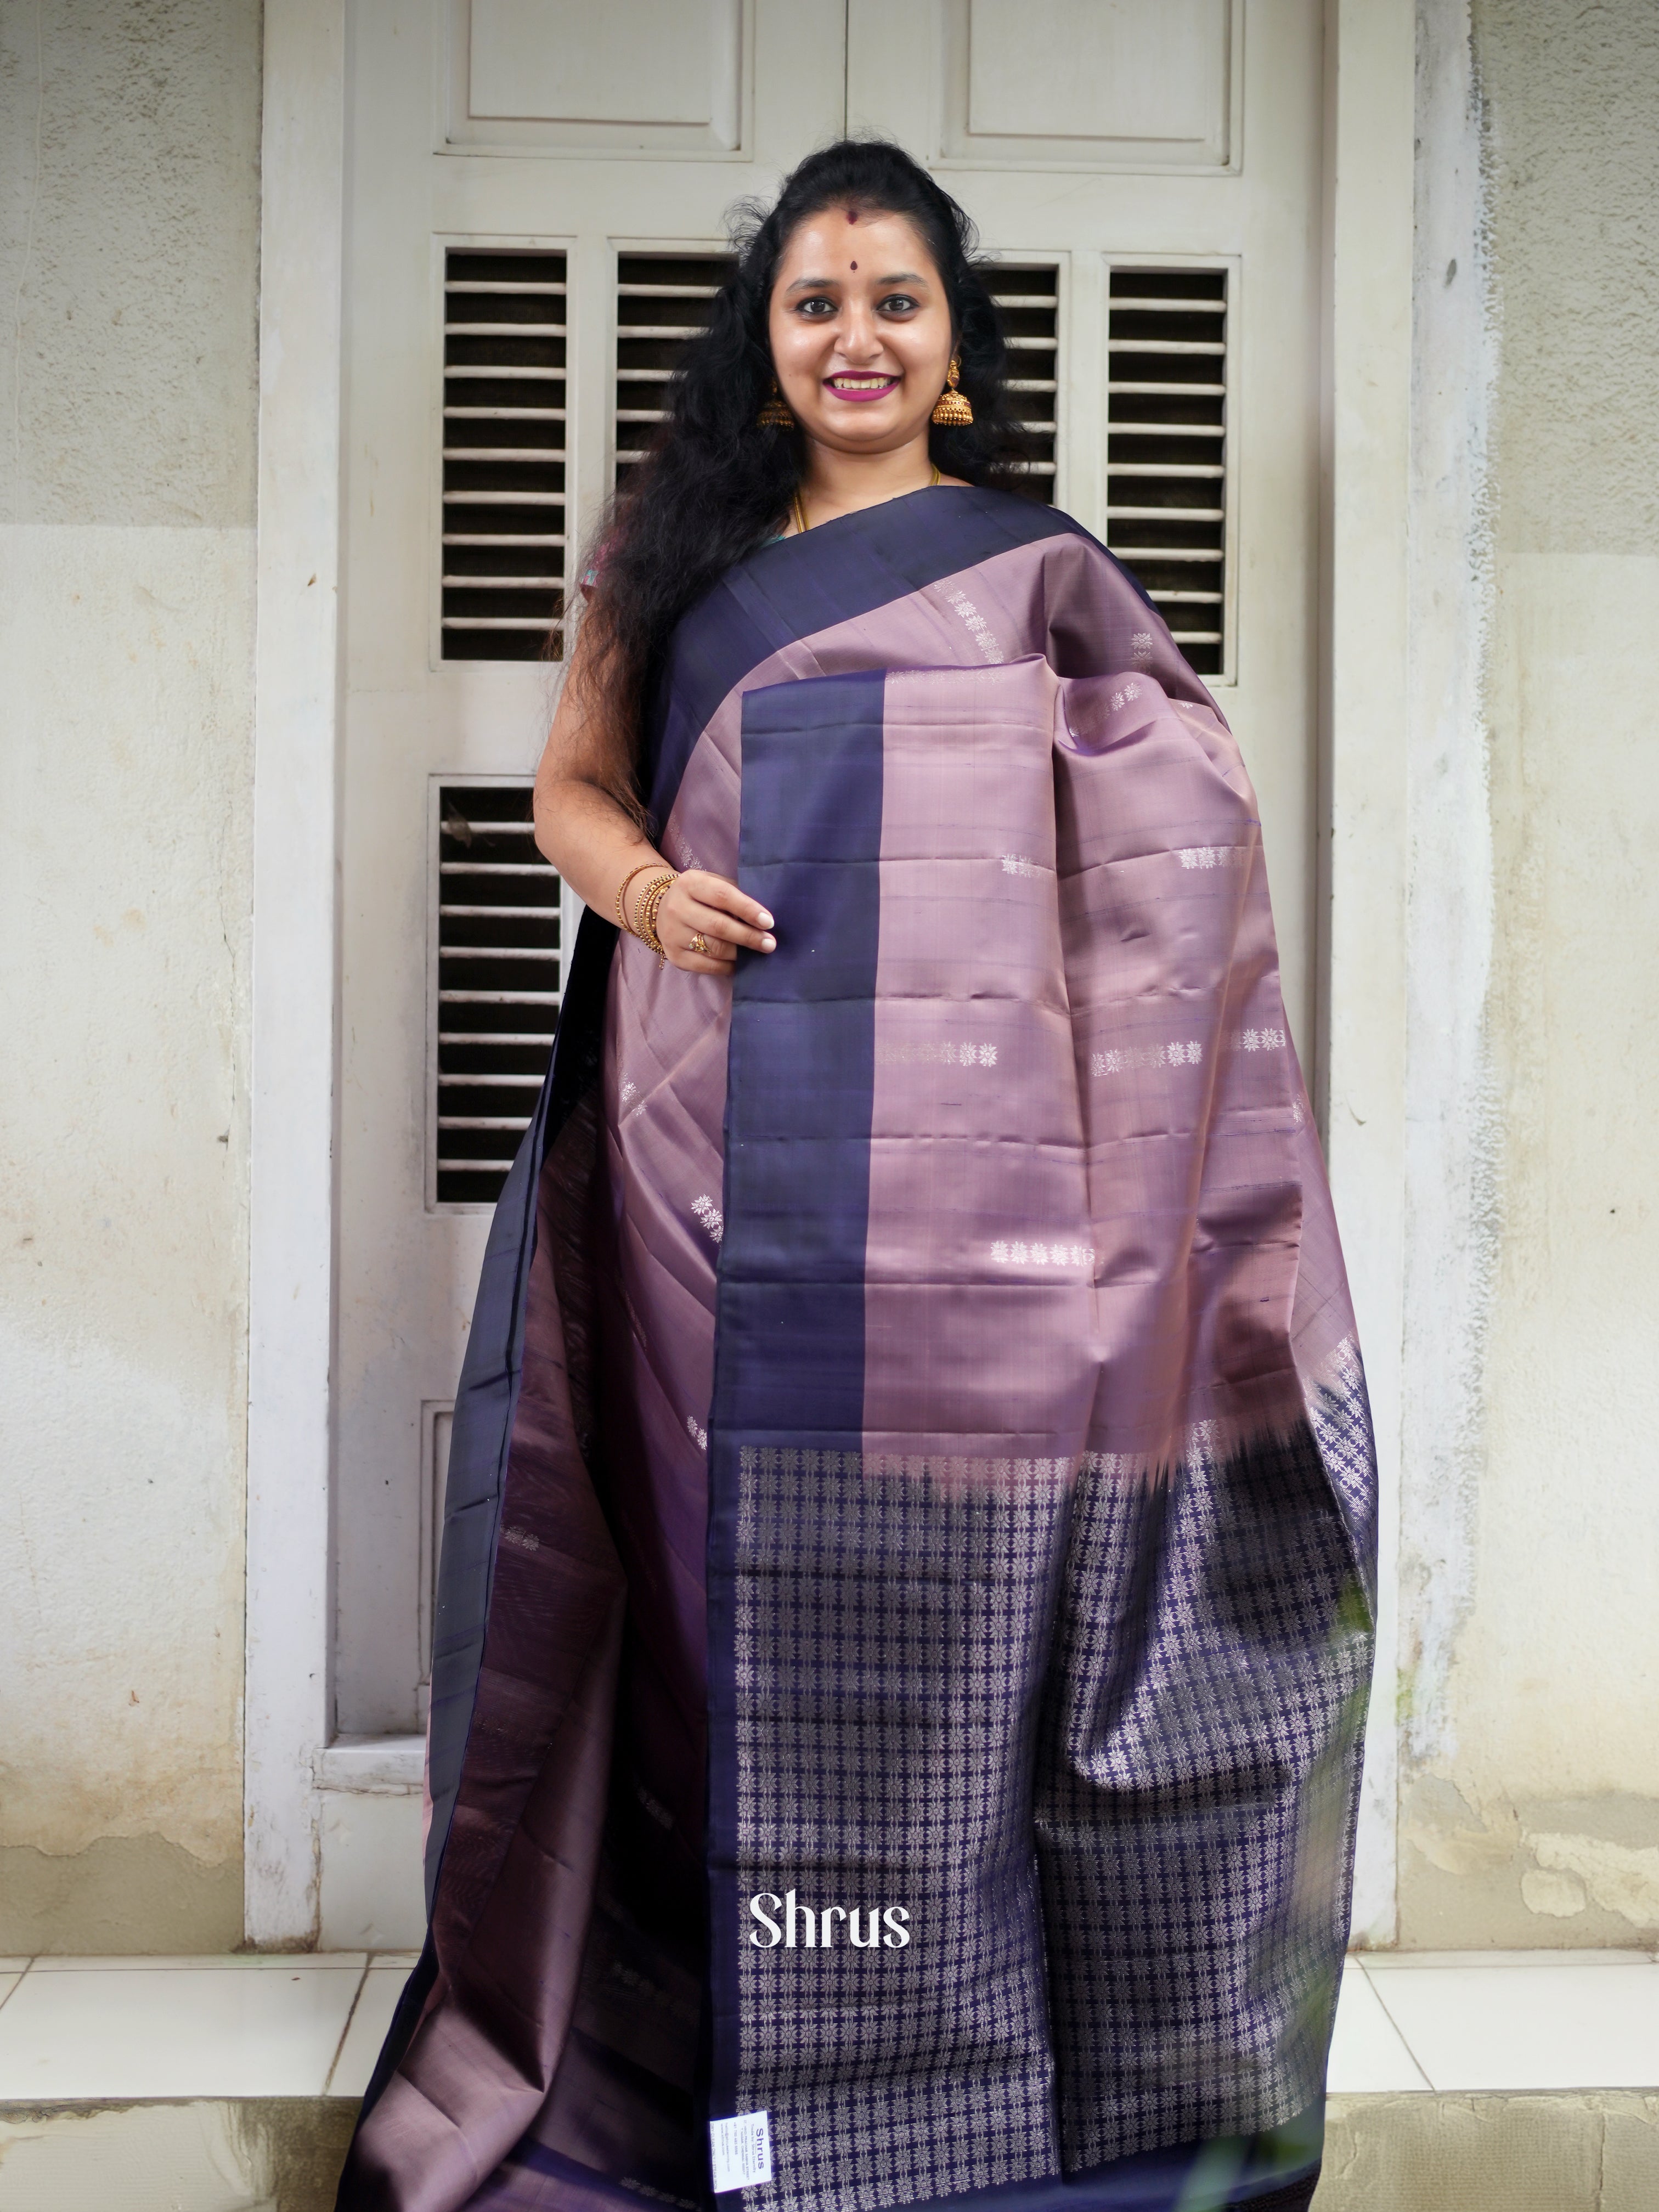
<box><xmin>930</xmin><ymin>354</ymin><xmax>973</xmax><ymax>427</ymax></box>
<box><xmin>758</xmin><ymin>378</ymin><xmax>795</xmax><ymax>429</ymax></box>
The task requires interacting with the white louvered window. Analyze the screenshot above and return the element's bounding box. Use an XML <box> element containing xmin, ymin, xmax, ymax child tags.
<box><xmin>430</xmin><ymin>782</ymin><xmax>568</xmax><ymax>1207</ymax></box>
<box><xmin>991</xmin><ymin>265</ymin><xmax>1059</xmax><ymax>500</ymax></box>
<box><xmin>614</xmin><ymin>252</ymin><xmax>736</xmax><ymax>488</ymax></box>
<box><xmin>442</xmin><ymin>249</ymin><xmax>568</xmax><ymax>661</ymax></box>
<box><xmin>1105</xmin><ymin>268</ymin><xmax>1229</xmax><ymax>678</ymax></box>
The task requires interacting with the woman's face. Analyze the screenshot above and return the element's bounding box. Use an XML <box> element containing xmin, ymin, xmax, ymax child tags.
<box><xmin>768</xmin><ymin>207</ymin><xmax>953</xmax><ymax>458</ymax></box>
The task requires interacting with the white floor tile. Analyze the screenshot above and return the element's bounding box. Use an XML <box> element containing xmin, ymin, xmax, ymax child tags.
<box><xmin>4</xmin><ymin>1948</ymin><xmax>1656</xmax><ymax>2108</ymax></box>
<box><xmin>1361</xmin><ymin>1946</ymin><xmax>1655</xmax><ymax>1971</ymax></box>
<box><xmin>1366</xmin><ymin>1959</ymin><xmax>1659</xmax><ymax>2090</ymax></box>
<box><xmin>328</xmin><ymin>1963</ymin><xmax>415</xmax><ymax>2096</ymax></box>
<box><xmin>25</xmin><ymin>1951</ymin><xmax>368</xmax><ymax>1972</ymax></box>
<box><xmin>0</xmin><ymin>1963</ymin><xmax>366</xmax><ymax>2099</ymax></box>
<box><xmin>1327</xmin><ymin>1963</ymin><xmax>1432</xmax><ymax>2092</ymax></box>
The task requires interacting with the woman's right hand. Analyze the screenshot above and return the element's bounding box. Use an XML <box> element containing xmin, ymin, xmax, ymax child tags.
<box><xmin>636</xmin><ymin>868</ymin><xmax>777</xmax><ymax>974</ymax></box>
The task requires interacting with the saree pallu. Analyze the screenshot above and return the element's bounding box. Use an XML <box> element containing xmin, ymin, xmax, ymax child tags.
<box><xmin>338</xmin><ymin>487</ymin><xmax>1377</xmax><ymax>2212</ymax></box>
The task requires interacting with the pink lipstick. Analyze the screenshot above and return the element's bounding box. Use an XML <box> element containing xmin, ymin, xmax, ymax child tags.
<box><xmin>823</xmin><ymin>373</ymin><xmax>900</xmax><ymax>404</ymax></box>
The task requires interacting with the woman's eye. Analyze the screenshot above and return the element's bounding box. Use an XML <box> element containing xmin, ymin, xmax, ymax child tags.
<box><xmin>796</xmin><ymin>297</ymin><xmax>836</xmax><ymax>317</ymax></box>
<box><xmin>878</xmin><ymin>294</ymin><xmax>919</xmax><ymax>315</ymax></box>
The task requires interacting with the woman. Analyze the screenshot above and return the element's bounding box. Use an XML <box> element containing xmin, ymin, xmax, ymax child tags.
<box><xmin>339</xmin><ymin>142</ymin><xmax>1375</xmax><ymax>2212</ymax></box>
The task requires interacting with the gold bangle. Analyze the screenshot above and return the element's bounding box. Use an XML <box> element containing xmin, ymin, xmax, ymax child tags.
<box><xmin>636</xmin><ymin>871</ymin><xmax>678</xmax><ymax>959</ymax></box>
<box><xmin>640</xmin><ymin>872</ymin><xmax>676</xmax><ymax>958</ymax></box>
<box><xmin>615</xmin><ymin>861</ymin><xmax>659</xmax><ymax>937</ymax></box>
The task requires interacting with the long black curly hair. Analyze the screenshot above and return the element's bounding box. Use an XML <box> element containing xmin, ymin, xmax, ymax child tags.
<box><xmin>573</xmin><ymin>139</ymin><xmax>1035</xmax><ymax>810</ymax></box>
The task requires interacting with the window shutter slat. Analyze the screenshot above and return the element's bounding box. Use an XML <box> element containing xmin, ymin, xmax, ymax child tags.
<box><xmin>614</xmin><ymin>251</ymin><xmax>736</xmax><ymax>489</ymax></box>
<box><xmin>433</xmin><ymin>784</ymin><xmax>561</xmax><ymax>1205</ymax></box>
<box><xmin>990</xmin><ymin>269</ymin><xmax>1059</xmax><ymax>499</ymax></box>
<box><xmin>441</xmin><ymin>249</ymin><xmax>568</xmax><ymax>662</ymax></box>
<box><xmin>1105</xmin><ymin>268</ymin><xmax>1229</xmax><ymax>676</ymax></box>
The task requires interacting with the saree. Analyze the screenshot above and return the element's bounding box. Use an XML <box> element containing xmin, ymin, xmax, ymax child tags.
<box><xmin>337</xmin><ymin>486</ymin><xmax>1376</xmax><ymax>2212</ymax></box>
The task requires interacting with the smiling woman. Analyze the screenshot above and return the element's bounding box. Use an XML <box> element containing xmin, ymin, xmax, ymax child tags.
<box><xmin>336</xmin><ymin>140</ymin><xmax>1375</xmax><ymax>2212</ymax></box>
<box><xmin>768</xmin><ymin>211</ymin><xmax>961</xmax><ymax>538</ymax></box>
<box><xmin>770</xmin><ymin>211</ymin><xmax>958</xmax><ymax>480</ymax></box>
<box><xmin>538</xmin><ymin>140</ymin><xmax>1036</xmax><ymax>929</ymax></box>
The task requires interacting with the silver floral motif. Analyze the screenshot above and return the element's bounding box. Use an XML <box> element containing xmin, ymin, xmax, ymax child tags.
<box><xmin>941</xmin><ymin>585</ymin><xmax>1006</xmax><ymax>664</ymax></box>
<box><xmin>876</xmin><ymin>1040</ymin><xmax>998</xmax><ymax>1068</ymax></box>
<box><xmin>691</xmin><ymin>1193</ymin><xmax>724</xmax><ymax>1244</ymax></box>
<box><xmin>990</xmin><ymin>1240</ymin><xmax>1096</xmax><ymax>1268</ymax></box>
<box><xmin>1090</xmin><ymin>1040</ymin><xmax>1204</xmax><ymax>1077</ymax></box>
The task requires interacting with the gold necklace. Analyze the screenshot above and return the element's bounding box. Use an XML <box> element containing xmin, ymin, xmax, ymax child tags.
<box><xmin>793</xmin><ymin>464</ymin><xmax>940</xmax><ymax>536</ymax></box>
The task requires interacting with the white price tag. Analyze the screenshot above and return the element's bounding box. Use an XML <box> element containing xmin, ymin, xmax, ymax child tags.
<box><xmin>709</xmin><ymin>2110</ymin><xmax>773</xmax><ymax>2193</ymax></box>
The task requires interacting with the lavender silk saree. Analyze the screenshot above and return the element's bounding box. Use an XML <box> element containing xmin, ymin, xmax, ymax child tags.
<box><xmin>338</xmin><ymin>488</ymin><xmax>1376</xmax><ymax>2212</ymax></box>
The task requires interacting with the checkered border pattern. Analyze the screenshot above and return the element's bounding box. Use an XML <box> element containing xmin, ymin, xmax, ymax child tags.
<box><xmin>1034</xmin><ymin>1424</ymin><xmax>1373</xmax><ymax>2168</ymax></box>
<box><xmin>731</xmin><ymin>1449</ymin><xmax>1070</xmax><ymax>2212</ymax></box>
<box><xmin>724</xmin><ymin>1421</ymin><xmax>1372</xmax><ymax>2210</ymax></box>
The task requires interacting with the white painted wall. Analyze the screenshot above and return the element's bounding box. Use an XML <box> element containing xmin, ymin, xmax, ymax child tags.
<box><xmin>0</xmin><ymin>0</ymin><xmax>262</xmax><ymax>1951</ymax></box>
<box><xmin>1395</xmin><ymin>0</ymin><xmax>1659</xmax><ymax>1947</ymax></box>
<box><xmin>6</xmin><ymin>0</ymin><xmax>1658</xmax><ymax>1962</ymax></box>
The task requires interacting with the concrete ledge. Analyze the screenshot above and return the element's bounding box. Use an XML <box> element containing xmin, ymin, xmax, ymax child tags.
<box><xmin>1315</xmin><ymin>2092</ymin><xmax>1659</xmax><ymax>2211</ymax></box>
<box><xmin>0</xmin><ymin>2098</ymin><xmax>358</xmax><ymax>2212</ymax></box>
<box><xmin>314</xmin><ymin>1736</ymin><xmax>424</xmax><ymax>1793</ymax></box>
<box><xmin>5</xmin><ymin>2094</ymin><xmax>1658</xmax><ymax>2212</ymax></box>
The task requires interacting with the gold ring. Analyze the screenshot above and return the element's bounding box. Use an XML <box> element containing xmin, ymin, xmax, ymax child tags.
<box><xmin>689</xmin><ymin>932</ymin><xmax>710</xmax><ymax>957</ymax></box>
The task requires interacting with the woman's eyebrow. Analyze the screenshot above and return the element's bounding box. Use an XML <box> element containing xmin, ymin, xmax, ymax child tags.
<box><xmin>783</xmin><ymin>269</ymin><xmax>930</xmax><ymax>295</ymax></box>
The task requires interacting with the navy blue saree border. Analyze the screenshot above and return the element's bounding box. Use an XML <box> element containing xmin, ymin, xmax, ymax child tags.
<box><xmin>706</xmin><ymin>670</ymin><xmax>887</xmax><ymax>2138</ymax></box>
<box><xmin>646</xmin><ymin>485</ymin><xmax>1091</xmax><ymax>824</ymax></box>
<box><xmin>348</xmin><ymin>913</ymin><xmax>618</xmax><ymax>2136</ymax></box>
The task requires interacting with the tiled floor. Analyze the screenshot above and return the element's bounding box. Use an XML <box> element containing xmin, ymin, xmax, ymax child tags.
<box><xmin>1328</xmin><ymin>1949</ymin><xmax>1659</xmax><ymax>2094</ymax></box>
<box><xmin>0</xmin><ymin>1951</ymin><xmax>419</xmax><ymax>2102</ymax></box>
<box><xmin>0</xmin><ymin>1949</ymin><xmax>1656</xmax><ymax>2104</ymax></box>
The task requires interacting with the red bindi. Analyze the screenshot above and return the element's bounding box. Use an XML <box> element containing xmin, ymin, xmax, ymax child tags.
<box><xmin>847</xmin><ymin>207</ymin><xmax>857</xmax><ymax>223</ymax></box>
<box><xmin>850</xmin><ymin>260</ymin><xmax>857</xmax><ymax>270</ymax></box>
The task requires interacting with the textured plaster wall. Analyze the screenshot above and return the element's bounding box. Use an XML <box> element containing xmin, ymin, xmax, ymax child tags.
<box><xmin>0</xmin><ymin>0</ymin><xmax>262</xmax><ymax>1949</ymax></box>
<box><xmin>1398</xmin><ymin>0</ymin><xmax>1659</xmax><ymax>1945</ymax></box>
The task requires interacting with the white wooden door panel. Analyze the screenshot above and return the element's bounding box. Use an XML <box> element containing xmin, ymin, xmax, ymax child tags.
<box><xmin>334</xmin><ymin>0</ymin><xmax>1324</xmax><ymax>1742</ymax></box>
<box><xmin>848</xmin><ymin>0</ymin><xmax>1243</xmax><ymax>173</ymax></box>
<box><xmin>465</xmin><ymin>0</ymin><xmax>745</xmax><ymax>140</ymax></box>
<box><xmin>956</xmin><ymin>0</ymin><xmax>1239</xmax><ymax>170</ymax></box>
